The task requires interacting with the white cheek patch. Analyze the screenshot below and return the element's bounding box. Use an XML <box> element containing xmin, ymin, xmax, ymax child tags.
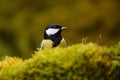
<box><xmin>46</xmin><ymin>28</ymin><xmax>59</xmax><ymax>36</ymax></box>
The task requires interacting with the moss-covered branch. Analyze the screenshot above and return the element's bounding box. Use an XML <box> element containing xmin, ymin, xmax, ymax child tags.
<box><xmin>0</xmin><ymin>43</ymin><xmax>120</xmax><ymax>80</ymax></box>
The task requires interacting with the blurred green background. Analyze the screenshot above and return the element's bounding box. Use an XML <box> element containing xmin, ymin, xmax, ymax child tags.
<box><xmin>0</xmin><ymin>0</ymin><xmax>120</xmax><ymax>58</ymax></box>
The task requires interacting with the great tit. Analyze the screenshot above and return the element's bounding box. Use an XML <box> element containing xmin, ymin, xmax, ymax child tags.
<box><xmin>40</xmin><ymin>24</ymin><xmax>67</xmax><ymax>49</ymax></box>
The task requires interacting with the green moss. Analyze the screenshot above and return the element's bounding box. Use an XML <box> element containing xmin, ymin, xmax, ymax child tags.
<box><xmin>0</xmin><ymin>43</ymin><xmax>120</xmax><ymax>80</ymax></box>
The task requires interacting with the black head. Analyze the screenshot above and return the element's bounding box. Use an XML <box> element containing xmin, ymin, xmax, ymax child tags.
<box><xmin>44</xmin><ymin>24</ymin><xmax>66</xmax><ymax>47</ymax></box>
<box><xmin>44</xmin><ymin>24</ymin><xmax>66</xmax><ymax>38</ymax></box>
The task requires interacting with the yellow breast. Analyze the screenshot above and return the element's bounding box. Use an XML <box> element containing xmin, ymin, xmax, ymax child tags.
<box><xmin>57</xmin><ymin>38</ymin><xmax>66</xmax><ymax>48</ymax></box>
<box><xmin>41</xmin><ymin>38</ymin><xmax>66</xmax><ymax>50</ymax></box>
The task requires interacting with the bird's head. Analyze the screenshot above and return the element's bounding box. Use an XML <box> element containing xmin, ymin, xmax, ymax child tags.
<box><xmin>44</xmin><ymin>24</ymin><xmax>66</xmax><ymax>39</ymax></box>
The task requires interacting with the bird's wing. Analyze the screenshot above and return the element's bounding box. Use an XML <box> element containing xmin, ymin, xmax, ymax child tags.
<box><xmin>40</xmin><ymin>39</ymin><xmax>53</xmax><ymax>49</ymax></box>
<box><xmin>58</xmin><ymin>38</ymin><xmax>67</xmax><ymax>48</ymax></box>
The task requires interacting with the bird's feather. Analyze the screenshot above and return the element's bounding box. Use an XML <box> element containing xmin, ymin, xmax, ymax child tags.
<box><xmin>58</xmin><ymin>38</ymin><xmax>66</xmax><ymax>48</ymax></box>
<box><xmin>40</xmin><ymin>39</ymin><xmax>53</xmax><ymax>49</ymax></box>
<box><xmin>40</xmin><ymin>38</ymin><xmax>66</xmax><ymax>49</ymax></box>
<box><xmin>46</xmin><ymin>28</ymin><xmax>59</xmax><ymax>36</ymax></box>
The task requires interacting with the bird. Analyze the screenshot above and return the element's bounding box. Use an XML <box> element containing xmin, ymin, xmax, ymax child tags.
<box><xmin>40</xmin><ymin>24</ymin><xmax>67</xmax><ymax>49</ymax></box>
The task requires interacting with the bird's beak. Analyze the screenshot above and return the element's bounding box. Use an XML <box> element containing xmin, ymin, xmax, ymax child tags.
<box><xmin>61</xmin><ymin>27</ymin><xmax>67</xmax><ymax>30</ymax></box>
